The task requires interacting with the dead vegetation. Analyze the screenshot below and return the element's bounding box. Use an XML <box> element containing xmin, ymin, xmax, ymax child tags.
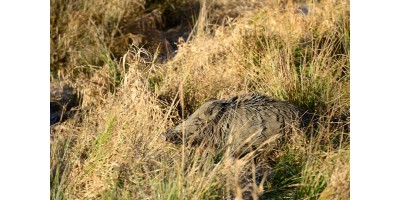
<box><xmin>51</xmin><ymin>0</ymin><xmax>350</xmax><ymax>199</ymax></box>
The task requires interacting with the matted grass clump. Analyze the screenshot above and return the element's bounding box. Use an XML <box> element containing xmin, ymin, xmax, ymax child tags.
<box><xmin>51</xmin><ymin>0</ymin><xmax>349</xmax><ymax>199</ymax></box>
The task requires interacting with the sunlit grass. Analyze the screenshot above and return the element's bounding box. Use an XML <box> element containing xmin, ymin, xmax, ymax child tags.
<box><xmin>51</xmin><ymin>0</ymin><xmax>350</xmax><ymax>199</ymax></box>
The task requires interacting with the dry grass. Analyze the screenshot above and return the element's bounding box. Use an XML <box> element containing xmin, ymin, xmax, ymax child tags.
<box><xmin>51</xmin><ymin>0</ymin><xmax>350</xmax><ymax>199</ymax></box>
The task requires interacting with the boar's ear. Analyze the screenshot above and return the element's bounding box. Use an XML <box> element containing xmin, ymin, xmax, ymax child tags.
<box><xmin>205</xmin><ymin>98</ymin><xmax>218</xmax><ymax>102</ymax></box>
<box><xmin>199</xmin><ymin>101</ymin><xmax>225</xmax><ymax>121</ymax></box>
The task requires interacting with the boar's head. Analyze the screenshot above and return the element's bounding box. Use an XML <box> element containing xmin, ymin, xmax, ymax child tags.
<box><xmin>161</xmin><ymin>99</ymin><xmax>227</xmax><ymax>145</ymax></box>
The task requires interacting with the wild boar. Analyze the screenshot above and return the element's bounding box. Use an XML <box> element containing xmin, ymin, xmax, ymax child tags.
<box><xmin>162</xmin><ymin>93</ymin><xmax>316</xmax><ymax>154</ymax></box>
